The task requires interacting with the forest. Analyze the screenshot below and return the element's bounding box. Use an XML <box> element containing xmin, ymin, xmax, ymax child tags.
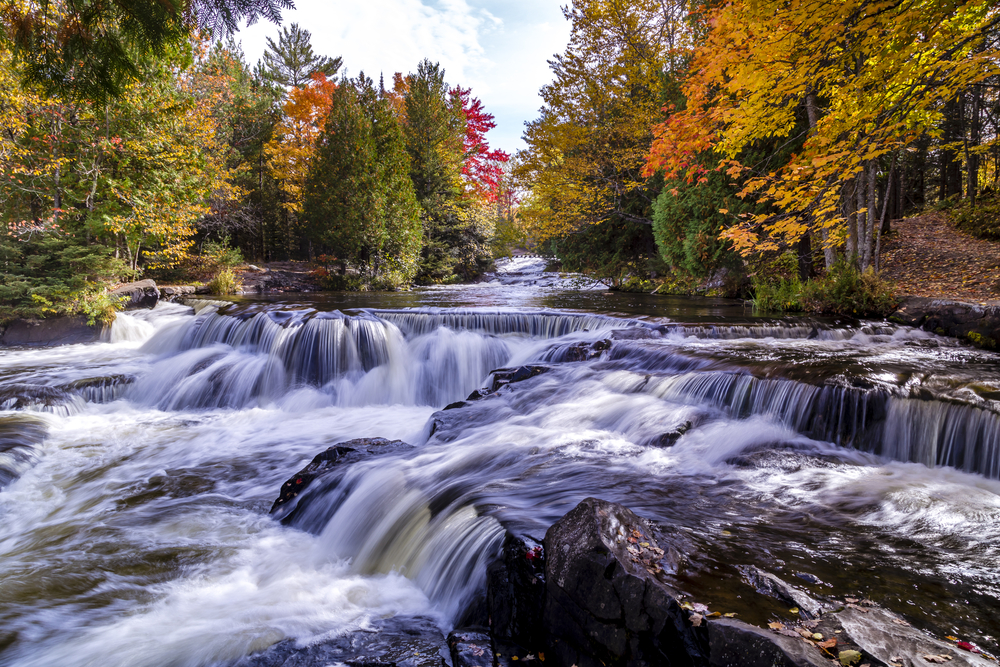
<box><xmin>1</xmin><ymin>0</ymin><xmax>999</xmax><ymax>321</ymax></box>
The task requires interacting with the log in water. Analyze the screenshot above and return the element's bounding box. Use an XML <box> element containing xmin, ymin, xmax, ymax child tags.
<box><xmin>1</xmin><ymin>266</ymin><xmax>998</xmax><ymax>665</ymax></box>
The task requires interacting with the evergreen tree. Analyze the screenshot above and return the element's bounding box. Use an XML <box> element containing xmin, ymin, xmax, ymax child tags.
<box><xmin>402</xmin><ymin>60</ymin><xmax>482</xmax><ymax>283</ymax></box>
<box><xmin>262</xmin><ymin>24</ymin><xmax>342</xmax><ymax>89</ymax></box>
<box><xmin>303</xmin><ymin>75</ymin><xmax>420</xmax><ymax>288</ymax></box>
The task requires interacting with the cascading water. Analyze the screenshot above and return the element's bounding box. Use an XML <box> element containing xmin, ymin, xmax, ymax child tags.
<box><xmin>2</xmin><ymin>282</ymin><xmax>1000</xmax><ymax>667</ymax></box>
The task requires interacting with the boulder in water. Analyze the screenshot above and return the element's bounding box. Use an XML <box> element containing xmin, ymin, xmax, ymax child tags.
<box><xmin>111</xmin><ymin>279</ymin><xmax>159</xmax><ymax>310</ymax></box>
<box><xmin>542</xmin><ymin>497</ymin><xmax>707</xmax><ymax>667</ymax></box>
<box><xmin>487</xmin><ymin>534</ymin><xmax>547</xmax><ymax>652</ymax></box>
<box><xmin>448</xmin><ymin>628</ymin><xmax>493</xmax><ymax>667</ymax></box>
<box><xmin>270</xmin><ymin>437</ymin><xmax>413</xmax><ymax>523</ymax></box>
<box><xmin>735</xmin><ymin>565</ymin><xmax>832</xmax><ymax>619</ymax></box>
<box><xmin>706</xmin><ymin>617</ymin><xmax>830</xmax><ymax>667</ymax></box>
<box><xmin>0</xmin><ymin>315</ymin><xmax>108</xmax><ymax>347</ymax></box>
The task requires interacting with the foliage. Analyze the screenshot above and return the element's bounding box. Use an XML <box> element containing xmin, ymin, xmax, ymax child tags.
<box><xmin>303</xmin><ymin>75</ymin><xmax>422</xmax><ymax>290</ymax></box>
<box><xmin>953</xmin><ymin>191</ymin><xmax>1000</xmax><ymax>241</ymax></box>
<box><xmin>550</xmin><ymin>218</ymin><xmax>665</xmax><ymax>288</ymax></box>
<box><xmin>752</xmin><ymin>255</ymin><xmax>897</xmax><ymax>316</ymax></box>
<box><xmin>0</xmin><ymin>223</ymin><xmax>127</xmax><ymax>322</ymax></box>
<box><xmin>261</xmin><ymin>23</ymin><xmax>342</xmax><ymax>89</ymax></box>
<box><xmin>652</xmin><ymin>169</ymin><xmax>744</xmax><ymax>279</ymax></box>
<box><xmin>516</xmin><ymin>0</ymin><xmax>688</xmax><ymax>243</ymax></box>
<box><xmin>645</xmin><ymin>0</ymin><xmax>1000</xmax><ymax>272</ymax></box>
<box><xmin>207</xmin><ymin>267</ymin><xmax>241</xmax><ymax>295</ymax></box>
<box><xmin>0</xmin><ymin>0</ymin><xmax>288</xmax><ymax>102</ymax></box>
<box><xmin>202</xmin><ymin>236</ymin><xmax>244</xmax><ymax>268</ymax></box>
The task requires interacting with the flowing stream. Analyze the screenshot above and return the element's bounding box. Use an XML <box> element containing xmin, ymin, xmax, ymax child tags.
<box><xmin>1</xmin><ymin>262</ymin><xmax>1000</xmax><ymax>665</ymax></box>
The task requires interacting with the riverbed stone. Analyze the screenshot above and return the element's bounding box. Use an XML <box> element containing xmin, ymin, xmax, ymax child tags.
<box><xmin>111</xmin><ymin>279</ymin><xmax>159</xmax><ymax>310</ymax></box>
<box><xmin>486</xmin><ymin>534</ymin><xmax>546</xmax><ymax>651</ymax></box>
<box><xmin>542</xmin><ymin>497</ymin><xmax>707</xmax><ymax>667</ymax></box>
<box><xmin>890</xmin><ymin>296</ymin><xmax>1000</xmax><ymax>349</ymax></box>
<box><xmin>836</xmin><ymin>607</ymin><xmax>993</xmax><ymax>667</ymax></box>
<box><xmin>0</xmin><ymin>315</ymin><xmax>108</xmax><ymax>347</ymax></box>
<box><xmin>735</xmin><ymin>565</ymin><xmax>831</xmax><ymax>619</ymax></box>
<box><xmin>706</xmin><ymin>618</ymin><xmax>829</xmax><ymax>667</ymax></box>
<box><xmin>231</xmin><ymin>615</ymin><xmax>451</xmax><ymax>667</ymax></box>
<box><xmin>447</xmin><ymin>629</ymin><xmax>492</xmax><ymax>667</ymax></box>
<box><xmin>270</xmin><ymin>437</ymin><xmax>413</xmax><ymax>523</ymax></box>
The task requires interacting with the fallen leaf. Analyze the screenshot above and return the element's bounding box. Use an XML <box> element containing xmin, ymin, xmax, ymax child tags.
<box><xmin>539</xmin><ymin>653</ymin><xmax>545</xmax><ymax>662</ymax></box>
<box><xmin>956</xmin><ymin>642</ymin><xmax>980</xmax><ymax>654</ymax></box>
<box><xmin>846</xmin><ymin>603</ymin><xmax>869</xmax><ymax>613</ymax></box>
<box><xmin>846</xmin><ymin>598</ymin><xmax>859</xmax><ymax>603</ymax></box>
<box><xmin>768</xmin><ymin>622</ymin><xmax>785</xmax><ymax>630</ymax></box>
<box><xmin>692</xmin><ymin>602</ymin><xmax>710</xmax><ymax>614</ymax></box>
<box><xmin>893</xmin><ymin>619</ymin><xmax>911</xmax><ymax>626</ymax></box>
<box><xmin>803</xmin><ymin>619</ymin><xmax>820</xmax><ymax>629</ymax></box>
<box><xmin>812</xmin><ymin>633</ymin><xmax>824</xmax><ymax>641</ymax></box>
<box><xmin>788</xmin><ymin>607</ymin><xmax>800</xmax><ymax>614</ymax></box>
<box><xmin>922</xmin><ymin>655</ymin><xmax>953</xmax><ymax>663</ymax></box>
<box><xmin>796</xmin><ymin>628</ymin><xmax>814</xmax><ymax>639</ymax></box>
<box><xmin>723</xmin><ymin>613</ymin><xmax>737</xmax><ymax>618</ymax></box>
<box><xmin>818</xmin><ymin>638</ymin><xmax>838</xmax><ymax>650</ymax></box>
<box><xmin>707</xmin><ymin>612</ymin><xmax>722</xmax><ymax>618</ymax></box>
<box><xmin>840</xmin><ymin>649</ymin><xmax>863</xmax><ymax>666</ymax></box>
<box><xmin>689</xmin><ymin>613</ymin><xmax>704</xmax><ymax>627</ymax></box>
<box><xmin>946</xmin><ymin>637</ymin><xmax>959</xmax><ymax>642</ymax></box>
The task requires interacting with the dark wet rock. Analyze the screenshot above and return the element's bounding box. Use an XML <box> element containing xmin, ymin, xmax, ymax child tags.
<box><xmin>488</xmin><ymin>366</ymin><xmax>549</xmax><ymax>393</ymax></box>
<box><xmin>547</xmin><ymin>339</ymin><xmax>611</xmax><ymax>362</ymax></box>
<box><xmin>160</xmin><ymin>285</ymin><xmax>196</xmax><ymax>300</ymax></box>
<box><xmin>444</xmin><ymin>400</ymin><xmax>471</xmax><ymax>411</ymax></box>
<box><xmin>835</xmin><ymin>607</ymin><xmax>992</xmax><ymax>667</ymax></box>
<box><xmin>643</xmin><ymin>420</ymin><xmax>695</xmax><ymax>448</ymax></box>
<box><xmin>239</xmin><ymin>266</ymin><xmax>321</xmax><ymax>294</ymax></box>
<box><xmin>706</xmin><ymin>618</ymin><xmax>829</xmax><ymax>667</ymax></box>
<box><xmin>735</xmin><ymin>565</ymin><xmax>831</xmax><ymax>619</ymax></box>
<box><xmin>230</xmin><ymin>615</ymin><xmax>450</xmax><ymax>667</ymax></box>
<box><xmin>63</xmin><ymin>374</ymin><xmax>135</xmax><ymax>403</ymax></box>
<box><xmin>542</xmin><ymin>497</ymin><xmax>707</xmax><ymax>667</ymax></box>
<box><xmin>0</xmin><ymin>383</ymin><xmax>69</xmax><ymax>410</ymax></box>
<box><xmin>487</xmin><ymin>534</ymin><xmax>546</xmax><ymax>651</ymax></box>
<box><xmin>0</xmin><ymin>315</ymin><xmax>108</xmax><ymax>347</ymax></box>
<box><xmin>270</xmin><ymin>437</ymin><xmax>413</xmax><ymax>523</ymax></box>
<box><xmin>111</xmin><ymin>279</ymin><xmax>159</xmax><ymax>310</ymax></box>
<box><xmin>890</xmin><ymin>296</ymin><xmax>1000</xmax><ymax>349</ymax></box>
<box><xmin>447</xmin><ymin>629</ymin><xmax>492</xmax><ymax>667</ymax></box>
<box><xmin>0</xmin><ymin>414</ymin><xmax>47</xmax><ymax>488</ymax></box>
<box><xmin>610</xmin><ymin>328</ymin><xmax>660</xmax><ymax>341</ymax></box>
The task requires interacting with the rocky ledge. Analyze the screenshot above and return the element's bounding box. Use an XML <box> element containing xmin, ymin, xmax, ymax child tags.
<box><xmin>891</xmin><ymin>296</ymin><xmax>1000</xmax><ymax>349</ymax></box>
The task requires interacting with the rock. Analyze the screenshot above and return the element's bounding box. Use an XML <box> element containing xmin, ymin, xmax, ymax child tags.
<box><xmin>0</xmin><ymin>383</ymin><xmax>69</xmax><ymax>410</ymax></box>
<box><xmin>230</xmin><ymin>615</ymin><xmax>450</xmax><ymax>667</ymax></box>
<box><xmin>735</xmin><ymin>565</ymin><xmax>831</xmax><ymax>619</ymax></box>
<box><xmin>0</xmin><ymin>315</ymin><xmax>108</xmax><ymax>347</ymax></box>
<box><xmin>110</xmin><ymin>279</ymin><xmax>159</xmax><ymax>310</ymax></box>
<box><xmin>890</xmin><ymin>296</ymin><xmax>1000</xmax><ymax>349</ymax></box>
<box><xmin>159</xmin><ymin>285</ymin><xmax>196</xmax><ymax>301</ymax></box>
<box><xmin>542</xmin><ymin>497</ymin><xmax>707</xmax><ymax>667</ymax></box>
<box><xmin>643</xmin><ymin>420</ymin><xmax>695</xmax><ymax>448</ymax></box>
<box><xmin>487</xmin><ymin>366</ymin><xmax>549</xmax><ymax>394</ymax></box>
<box><xmin>706</xmin><ymin>618</ymin><xmax>829</xmax><ymax>667</ymax></box>
<box><xmin>195</xmin><ymin>285</ymin><xmax>212</xmax><ymax>294</ymax></box>
<box><xmin>487</xmin><ymin>534</ymin><xmax>547</xmax><ymax>651</ymax></box>
<box><xmin>0</xmin><ymin>414</ymin><xmax>47</xmax><ymax>488</ymax></box>
<box><xmin>270</xmin><ymin>437</ymin><xmax>413</xmax><ymax>524</ymax></box>
<box><xmin>547</xmin><ymin>339</ymin><xmax>612</xmax><ymax>362</ymax></box>
<box><xmin>610</xmin><ymin>328</ymin><xmax>661</xmax><ymax>341</ymax></box>
<box><xmin>835</xmin><ymin>607</ymin><xmax>993</xmax><ymax>667</ymax></box>
<box><xmin>447</xmin><ymin>629</ymin><xmax>492</xmax><ymax>667</ymax></box>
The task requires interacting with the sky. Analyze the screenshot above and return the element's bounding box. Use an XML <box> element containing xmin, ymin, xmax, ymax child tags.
<box><xmin>236</xmin><ymin>0</ymin><xmax>572</xmax><ymax>156</ymax></box>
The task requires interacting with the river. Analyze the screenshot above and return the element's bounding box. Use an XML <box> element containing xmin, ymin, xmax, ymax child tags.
<box><xmin>1</xmin><ymin>260</ymin><xmax>998</xmax><ymax>665</ymax></box>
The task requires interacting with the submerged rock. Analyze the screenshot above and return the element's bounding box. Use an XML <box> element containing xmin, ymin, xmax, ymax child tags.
<box><xmin>111</xmin><ymin>279</ymin><xmax>159</xmax><ymax>310</ymax></box>
<box><xmin>230</xmin><ymin>615</ymin><xmax>450</xmax><ymax>667</ymax></box>
<box><xmin>447</xmin><ymin>629</ymin><xmax>492</xmax><ymax>667</ymax></box>
<box><xmin>707</xmin><ymin>618</ymin><xmax>829</xmax><ymax>667</ymax></box>
<box><xmin>0</xmin><ymin>414</ymin><xmax>47</xmax><ymax>488</ymax></box>
<box><xmin>269</xmin><ymin>437</ymin><xmax>413</xmax><ymax>523</ymax></box>
<box><xmin>735</xmin><ymin>565</ymin><xmax>831</xmax><ymax>619</ymax></box>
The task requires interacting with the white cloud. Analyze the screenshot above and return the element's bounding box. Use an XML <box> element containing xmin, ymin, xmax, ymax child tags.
<box><xmin>237</xmin><ymin>0</ymin><xmax>571</xmax><ymax>154</ymax></box>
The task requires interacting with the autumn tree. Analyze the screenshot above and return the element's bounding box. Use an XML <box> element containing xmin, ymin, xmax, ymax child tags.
<box><xmin>645</xmin><ymin>0</ymin><xmax>1000</xmax><ymax>273</ymax></box>
<box><xmin>261</xmin><ymin>23</ymin><xmax>342</xmax><ymax>89</ymax></box>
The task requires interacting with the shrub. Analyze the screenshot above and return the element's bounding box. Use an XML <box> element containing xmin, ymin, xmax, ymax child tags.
<box><xmin>207</xmin><ymin>267</ymin><xmax>241</xmax><ymax>295</ymax></box>
<box><xmin>202</xmin><ymin>236</ymin><xmax>244</xmax><ymax>268</ymax></box>
<box><xmin>801</xmin><ymin>261</ymin><xmax>897</xmax><ymax>317</ymax></box>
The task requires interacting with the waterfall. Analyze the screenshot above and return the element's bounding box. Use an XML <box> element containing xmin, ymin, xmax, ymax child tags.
<box><xmin>372</xmin><ymin>308</ymin><xmax>648</xmax><ymax>337</ymax></box>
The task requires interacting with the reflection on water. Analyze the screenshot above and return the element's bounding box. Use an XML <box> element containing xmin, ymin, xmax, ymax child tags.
<box><xmin>0</xmin><ymin>277</ymin><xmax>999</xmax><ymax>666</ymax></box>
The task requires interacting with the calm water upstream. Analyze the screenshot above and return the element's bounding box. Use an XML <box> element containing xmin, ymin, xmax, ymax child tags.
<box><xmin>1</xmin><ymin>259</ymin><xmax>999</xmax><ymax>665</ymax></box>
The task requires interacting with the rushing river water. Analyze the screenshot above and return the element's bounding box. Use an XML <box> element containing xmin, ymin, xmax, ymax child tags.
<box><xmin>1</xmin><ymin>261</ymin><xmax>1000</xmax><ymax>666</ymax></box>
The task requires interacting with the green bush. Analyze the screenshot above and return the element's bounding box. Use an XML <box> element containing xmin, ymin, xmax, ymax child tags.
<box><xmin>207</xmin><ymin>267</ymin><xmax>241</xmax><ymax>295</ymax></box>
<box><xmin>801</xmin><ymin>261</ymin><xmax>897</xmax><ymax>317</ymax></box>
<box><xmin>953</xmin><ymin>191</ymin><xmax>1000</xmax><ymax>241</ymax></box>
<box><xmin>202</xmin><ymin>236</ymin><xmax>244</xmax><ymax>268</ymax></box>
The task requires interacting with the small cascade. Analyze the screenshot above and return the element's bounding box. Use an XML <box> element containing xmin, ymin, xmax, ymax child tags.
<box><xmin>640</xmin><ymin>371</ymin><xmax>887</xmax><ymax>449</ymax></box>
<box><xmin>880</xmin><ymin>398</ymin><xmax>1000</xmax><ymax>479</ymax></box>
<box><xmin>657</xmin><ymin>322</ymin><xmax>904</xmax><ymax>341</ymax></box>
<box><xmin>373</xmin><ymin>308</ymin><xmax>647</xmax><ymax>338</ymax></box>
<box><xmin>109</xmin><ymin>311</ymin><xmax>155</xmax><ymax>343</ymax></box>
<box><xmin>289</xmin><ymin>459</ymin><xmax>506</xmax><ymax>620</ymax></box>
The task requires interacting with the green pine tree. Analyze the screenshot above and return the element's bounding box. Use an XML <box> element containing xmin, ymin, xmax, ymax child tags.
<box><xmin>261</xmin><ymin>23</ymin><xmax>342</xmax><ymax>89</ymax></box>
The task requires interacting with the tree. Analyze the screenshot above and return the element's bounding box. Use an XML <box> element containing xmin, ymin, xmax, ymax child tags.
<box><xmin>516</xmin><ymin>0</ymin><xmax>689</xmax><ymax>244</ymax></box>
<box><xmin>452</xmin><ymin>86</ymin><xmax>509</xmax><ymax>202</ymax></box>
<box><xmin>644</xmin><ymin>0</ymin><xmax>1000</xmax><ymax>272</ymax></box>
<box><xmin>261</xmin><ymin>23</ymin><xmax>341</xmax><ymax>89</ymax></box>
<box><xmin>303</xmin><ymin>75</ymin><xmax>420</xmax><ymax>287</ymax></box>
<box><xmin>0</xmin><ymin>0</ymin><xmax>290</xmax><ymax>102</ymax></box>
